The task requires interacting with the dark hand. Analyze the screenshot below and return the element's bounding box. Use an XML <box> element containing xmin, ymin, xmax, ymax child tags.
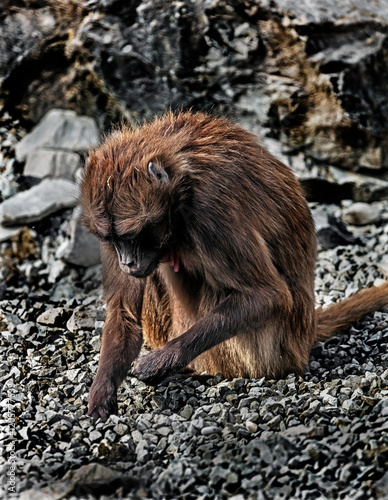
<box><xmin>131</xmin><ymin>347</ymin><xmax>180</xmax><ymax>386</ymax></box>
<box><xmin>88</xmin><ymin>377</ymin><xmax>118</xmax><ymax>421</ymax></box>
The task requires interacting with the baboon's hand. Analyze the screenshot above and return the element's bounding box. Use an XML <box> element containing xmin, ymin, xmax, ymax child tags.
<box><xmin>88</xmin><ymin>377</ymin><xmax>118</xmax><ymax>421</ymax></box>
<box><xmin>131</xmin><ymin>348</ymin><xmax>180</xmax><ymax>386</ymax></box>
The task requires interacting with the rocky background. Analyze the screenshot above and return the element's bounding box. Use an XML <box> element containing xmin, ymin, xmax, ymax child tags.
<box><xmin>0</xmin><ymin>1</ymin><xmax>388</xmax><ymax>499</ymax></box>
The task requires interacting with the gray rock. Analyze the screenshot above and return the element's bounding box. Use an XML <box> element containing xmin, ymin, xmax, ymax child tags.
<box><xmin>24</xmin><ymin>148</ymin><xmax>81</xmax><ymax>180</ymax></box>
<box><xmin>271</xmin><ymin>0</ymin><xmax>388</xmax><ymax>23</ymax></box>
<box><xmin>48</xmin><ymin>260</ymin><xmax>66</xmax><ymax>284</ymax></box>
<box><xmin>375</xmin><ymin>471</ymin><xmax>388</xmax><ymax>497</ymax></box>
<box><xmin>45</xmin><ymin>410</ymin><xmax>61</xmax><ymax>425</ymax></box>
<box><xmin>50</xmin><ymin>279</ymin><xmax>83</xmax><ymax>303</ymax></box>
<box><xmin>342</xmin><ymin>202</ymin><xmax>381</xmax><ymax>226</ymax></box>
<box><xmin>0</xmin><ymin>224</ymin><xmax>23</xmax><ymax>242</ymax></box>
<box><xmin>0</xmin><ymin>8</ymin><xmax>56</xmax><ymax>82</ymax></box>
<box><xmin>312</xmin><ymin>210</ymin><xmax>358</xmax><ymax>249</ymax></box>
<box><xmin>245</xmin><ymin>420</ymin><xmax>258</xmax><ymax>433</ymax></box>
<box><xmin>201</xmin><ymin>426</ymin><xmax>222</xmax><ymax>436</ymax></box>
<box><xmin>61</xmin><ymin>207</ymin><xmax>100</xmax><ymax>267</ymax></box>
<box><xmin>378</xmin><ymin>256</ymin><xmax>388</xmax><ymax>278</ymax></box>
<box><xmin>36</xmin><ymin>307</ymin><xmax>70</xmax><ymax>327</ymax></box>
<box><xmin>3</xmin><ymin>0</ymin><xmax>388</xmax><ymax>176</ymax></box>
<box><xmin>113</xmin><ymin>423</ymin><xmax>129</xmax><ymax>436</ymax></box>
<box><xmin>301</xmin><ymin>167</ymin><xmax>388</xmax><ymax>203</ymax></box>
<box><xmin>19</xmin><ymin>463</ymin><xmax>127</xmax><ymax>500</ymax></box>
<box><xmin>89</xmin><ymin>430</ymin><xmax>102</xmax><ymax>442</ymax></box>
<box><xmin>328</xmin><ymin>167</ymin><xmax>388</xmax><ymax>202</ymax></box>
<box><xmin>63</xmin><ymin>462</ymin><xmax>124</xmax><ymax>483</ymax></box>
<box><xmin>19</xmin><ymin>482</ymin><xmax>74</xmax><ymax>500</ymax></box>
<box><xmin>16</xmin><ymin>321</ymin><xmax>37</xmax><ymax>337</ymax></box>
<box><xmin>0</xmin><ymin>171</ymin><xmax>19</xmax><ymax>201</ymax></box>
<box><xmin>0</xmin><ymin>178</ymin><xmax>78</xmax><ymax>226</ymax></box>
<box><xmin>136</xmin><ymin>439</ymin><xmax>150</xmax><ymax>462</ymax></box>
<box><xmin>310</xmin><ymin>33</ymin><xmax>386</xmax><ymax>68</ymax></box>
<box><xmin>15</xmin><ymin>109</ymin><xmax>99</xmax><ymax>162</ymax></box>
<box><xmin>282</xmin><ymin>424</ymin><xmax>324</xmax><ymax>438</ymax></box>
<box><xmin>65</xmin><ymin>368</ymin><xmax>80</xmax><ymax>382</ymax></box>
<box><xmin>67</xmin><ymin>306</ymin><xmax>97</xmax><ymax>332</ymax></box>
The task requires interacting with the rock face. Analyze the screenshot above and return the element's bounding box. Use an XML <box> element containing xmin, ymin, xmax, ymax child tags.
<box><xmin>1</xmin><ymin>0</ymin><xmax>388</xmax><ymax>180</ymax></box>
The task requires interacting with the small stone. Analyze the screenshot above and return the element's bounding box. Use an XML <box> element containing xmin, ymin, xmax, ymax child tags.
<box><xmin>342</xmin><ymin>202</ymin><xmax>381</xmax><ymax>226</ymax></box>
<box><xmin>67</xmin><ymin>306</ymin><xmax>97</xmax><ymax>332</ymax></box>
<box><xmin>180</xmin><ymin>404</ymin><xmax>194</xmax><ymax>420</ymax></box>
<box><xmin>48</xmin><ymin>260</ymin><xmax>66</xmax><ymax>284</ymax></box>
<box><xmin>310</xmin><ymin>360</ymin><xmax>320</xmax><ymax>371</ymax></box>
<box><xmin>65</xmin><ymin>368</ymin><xmax>80</xmax><ymax>382</ymax></box>
<box><xmin>36</xmin><ymin>307</ymin><xmax>69</xmax><ymax>327</ymax></box>
<box><xmin>156</xmin><ymin>426</ymin><xmax>172</xmax><ymax>437</ymax></box>
<box><xmin>375</xmin><ymin>471</ymin><xmax>388</xmax><ymax>496</ymax></box>
<box><xmin>113</xmin><ymin>423</ymin><xmax>129</xmax><ymax>436</ymax></box>
<box><xmin>378</xmin><ymin>256</ymin><xmax>388</xmax><ymax>278</ymax></box>
<box><xmin>46</xmin><ymin>410</ymin><xmax>60</xmax><ymax>424</ymax></box>
<box><xmin>342</xmin><ymin>399</ymin><xmax>360</xmax><ymax>412</ymax></box>
<box><xmin>245</xmin><ymin>420</ymin><xmax>258</xmax><ymax>433</ymax></box>
<box><xmin>89</xmin><ymin>430</ymin><xmax>103</xmax><ymax>442</ymax></box>
<box><xmin>136</xmin><ymin>439</ymin><xmax>150</xmax><ymax>461</ymax></box>
<box><xmin>267</xmin><ymin>414</ymin><xmax>282</xmax><ymax>430</ymax></box>
<box><xmin>104</xmin><ymin>429</ymin><xmax>117</xmax><ymax>442</ymax></box>
<box><xmin>312</xmin><ymin>209</ymin><xmax>357</xmax><ymax>249</ymax></box>
<box><xmin>201</xmin><ymin>426</ymin><xmax>222</xmax><ymax>436</ymax></box>
<box><xmin>0</xmin><ymin>225</ymin><xmax>24</xmax><ymax>243</ymax></box>
<box><xmin>131</xmin><ymin>430</ymin><xmax>142</xmax><ymax>444</ymax></box>
<box><xmin>283</xmin><ymin>424</ymin><xmax>324</xmax><ymax>438</ymax></box>
<box><xmin>16</xmin><ymin>322</ymin><xmax>36</xmax><ymax>336</ymax></box>
<box><xmin>322</xmin><ymin>393</ymin><xmax>338</xmax><ymax>406</ymax></box>
<box><xmin>18</xmin><ymin>427</ymin><xmax>29</xmax><ymax>440</ymax></box>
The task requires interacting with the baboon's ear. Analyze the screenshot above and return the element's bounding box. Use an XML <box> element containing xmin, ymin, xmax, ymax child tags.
<box><xmin>148</xmin><ymin>161</ymin><xmax>169</xmax><ymax>184</ymax></box>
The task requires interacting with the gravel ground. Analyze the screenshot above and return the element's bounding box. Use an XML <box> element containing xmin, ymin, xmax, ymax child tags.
<box><xmin>0</xmin><ymin>122</ymin><xmax>388</xmax><ymax>499</ymax></box>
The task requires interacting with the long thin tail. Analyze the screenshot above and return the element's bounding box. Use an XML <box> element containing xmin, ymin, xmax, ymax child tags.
<box><xmin>315</xmin><ymin>281</ymin><xmax>388</xmax><ymax>342</ymax></box>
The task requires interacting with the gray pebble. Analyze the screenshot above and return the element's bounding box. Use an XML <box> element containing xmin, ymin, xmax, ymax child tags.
<box><xmin>342</xmin><ymin>202</ymin><xmax>381</xmax><ymax>226</ymax></box>
<box><xmin>201</xmin><ymin>426</ymin><xmax>222</xmax><ymax>436</ymax></box>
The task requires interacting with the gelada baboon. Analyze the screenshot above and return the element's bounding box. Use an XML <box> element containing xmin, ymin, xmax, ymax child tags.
<box><xmin>80</xmin><ymin>111</ymin><xmax>388</xmax><ymax>421</ymax></box>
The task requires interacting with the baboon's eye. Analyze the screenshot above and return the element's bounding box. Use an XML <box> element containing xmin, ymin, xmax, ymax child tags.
<box><xmin>148</xmin><ymin>161</ymin><xmax>169</xmax><ymax>184</ymax></box>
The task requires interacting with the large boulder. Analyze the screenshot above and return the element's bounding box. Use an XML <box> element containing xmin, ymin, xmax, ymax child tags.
<box><xmin>59</xmin><ymin>207</ymin><xmax>101</xmax><ymax>268</ymax></box>
<box><xmin>15</xmin><ymin>109</ymin><xmax>100</xmax><ymax>162</ymax></box>
<box><xmin>0</xmin><ymin>178</ymin><xmax>79</xmax><ymax>226</ymax></box>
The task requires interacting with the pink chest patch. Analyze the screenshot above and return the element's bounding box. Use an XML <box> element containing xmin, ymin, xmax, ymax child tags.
<box><xmin>170</xmin><ymin>253</ymin><xmax>180</xmax><ymax>273</ymax></box>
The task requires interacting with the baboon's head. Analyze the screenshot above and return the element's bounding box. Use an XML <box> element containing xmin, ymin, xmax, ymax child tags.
<box><xmin>80</xmin><ymin>126</ymin><xmax>187</xmax><ymax>278</ymax></box>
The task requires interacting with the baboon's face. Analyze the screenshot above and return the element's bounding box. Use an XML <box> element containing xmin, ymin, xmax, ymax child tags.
<box><xmin>82</xmin><ymin>156</ymin><xmax>173</xmax><ymax>278</ymax></box>
<box><xmin>109</xmin><ymin>218</ymin><xmax>170</xmax><ymax>278</ymax></box>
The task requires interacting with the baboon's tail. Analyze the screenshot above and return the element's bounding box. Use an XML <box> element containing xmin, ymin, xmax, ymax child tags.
<box><xmin>315</xmin><ymin>281</ymin><xmax>388</xmax><ymax>342</ymax></box>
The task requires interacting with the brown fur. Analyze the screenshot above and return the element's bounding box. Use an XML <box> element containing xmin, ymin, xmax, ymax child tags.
<box><xmin>80</xmin><ymin>111</ymin><xmax>388</xmax><ymax>421</ymax></box>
